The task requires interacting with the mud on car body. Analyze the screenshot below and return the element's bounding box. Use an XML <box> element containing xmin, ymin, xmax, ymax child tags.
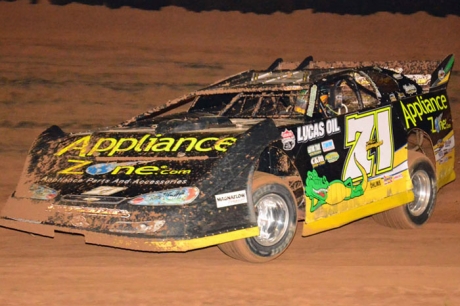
<box><xmin>0</xmin><ymin>54</ymin><xmax>455</xmax><ymax>262</ymax></box>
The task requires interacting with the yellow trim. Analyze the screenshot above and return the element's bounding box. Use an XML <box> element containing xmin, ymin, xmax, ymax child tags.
<box><xmin>438</xmin><ymin>71</ymin><xmax>451</xmax><ymax>86</ymax></box>
<box><xmin>435</xmin><ymin>130</ymin><xmax>456</xmax><ymax>189</ymax></box>
<box><xmin>306</xmin><ymin>146</ymin><xmax>410</xmax><ymax>224</ymax></box>
<box><xmin>302</xmin><ymin>190</ymin><xmax>414</xmax><ymax>236</ymax></box>
<box><xmin>0</xmin><ymin>215</ymin><xmax>260</xmax><ymax>252</ymax></box>
<box><xmin>393</xmin><ymin>145</ymin><xmax>408</xmax><ymax>168</ymax></box>
<box><xmin>138</xmin><ymin>227</ymin><xmax>260</xmax><ymax>251</ymax></box>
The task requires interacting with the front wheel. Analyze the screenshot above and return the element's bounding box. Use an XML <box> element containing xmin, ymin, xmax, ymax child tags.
<box><xmin>373</xmin><ymin>151</ymin><xmax>437</xmax><ymax>229</ymax></box>
<box><xmin>218</xmin><ymin>172</ymin><xmax>297</xmax><ymax>262</ymax></box>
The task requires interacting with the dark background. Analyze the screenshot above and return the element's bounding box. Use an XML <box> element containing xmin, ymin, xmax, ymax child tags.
<box><xmin>8</xmin><ymin>0</ymin><xmax>460</xmax><ymax>16</ymax></box>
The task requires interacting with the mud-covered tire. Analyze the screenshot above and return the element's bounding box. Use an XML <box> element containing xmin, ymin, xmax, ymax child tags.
<box><xmin>218</xmin><ymin>172</ymin><xmax>297</xmax><ymax>262</ymax></box>
<box><xmin>373</xmin><ymin>151</ymin><xmax>437</xmax><ymax>229</ymax></box>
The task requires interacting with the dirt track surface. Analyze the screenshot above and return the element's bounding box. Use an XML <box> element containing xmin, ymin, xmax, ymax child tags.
<box><xmin>1</xmin><ymin>2</ymin><xmax>460</xmax><ymax>305</ymax></box>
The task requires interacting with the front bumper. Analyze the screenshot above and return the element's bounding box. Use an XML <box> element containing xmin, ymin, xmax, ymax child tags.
<box><xmin>0</xmin><ymin>196</ymin><xmax>259</xmax><ymax>252</ymax></box>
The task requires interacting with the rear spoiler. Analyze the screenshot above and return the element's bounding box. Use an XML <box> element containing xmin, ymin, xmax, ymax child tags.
<box><xmin>429</xmin><ymin>54</ymin><xmax>454</xmax><ymax>89</ymax></box>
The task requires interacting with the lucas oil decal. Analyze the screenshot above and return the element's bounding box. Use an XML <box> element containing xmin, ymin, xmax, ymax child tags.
<box><xmin>297</xmin><ymin>118</ymin><xmax>340</xmax><ymax>143</ymax></box>
<box><xmin>56</xmin><ymin>134</ymin><xmax>237</xmax><ymax>157</ymax></box>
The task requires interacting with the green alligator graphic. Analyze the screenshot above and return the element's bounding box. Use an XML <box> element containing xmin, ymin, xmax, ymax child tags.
<box><xmin>305</xmin><ymin>155</ymin><xmax>368</xmax><ymax>212</ymax></box>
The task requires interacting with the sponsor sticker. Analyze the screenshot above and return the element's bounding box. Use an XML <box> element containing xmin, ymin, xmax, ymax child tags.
<box><xmin>311</xmin><ymin>155</ymin><xmax>325</xmax><ymax>168</ymax></box>
<box><xmin>281</xmin><ymin>129</ymin><xmax>296</xmax><ymax>151</ymax></box>
<box><xmin>58</xmin><ymin>160</ymin><xmax>192</xmax><ymax>176</ymax></box>
<box><xmin>321</xmin><ymin>139</ymin><xmax>335</xmax><ymax>153</ymax></box>
<box><xmin>56</xmin><ymin>134</ymin><xmax>237</xmax><ymax>157</ymax></box>
<box><xmin>370</xmin><ymin>179</ymin><xmax>383</xmax><ymax>189</ymax></box>
<box><xmin>325</xmin><ymin>152</ymin><xmax>339</xmax><ymax>163</ymax></box>
<box><xmin>29</xmin><ymin>184</ymin><xmax>58</xmax><ymax>200</ymax></box>
<box><xmin>403</xmin><ymin>84</ymin><xmax>417</xmax><ymax>95</ymax></box>
<box><xmin>438</xmin><ymin>68</ymin><xmax>445</xmax><ymax>80</ymax></box>
<box><xmin>307</xmin><ymin>143</ymin><xmax>321</xmax><ymax>156</ymax></box>
<box><xmin>297</xmin><ymin>118</ymin><xmax>340</xmax><ymax>143</ymax></box>
<box><xmin>130</xmin><ymin>187</ymin><xmax>199</xmax><ymax>206</ymax></box>
<box><xmin>83</xmin><ymin>186</ymin><xmax>127</xmax><ymax>196</ymax></box>
<box><xmin>215</xmin><ymin>190</ymin><xmax>247</xmax><ymax>208</ymax></box>
<box><xmin>40</xmin><ymin>176</ymin><xmax>188</xmax><ymax>186</ymax></box>
<box><xmin>384</xmin><ymin>173</ymin><xmax>403</xmax><ymax>185</ymax></box>
<box><xmin>400</xmin><ymin>94</ymin><xmax>448</xmax><ymax>128</ymax></box>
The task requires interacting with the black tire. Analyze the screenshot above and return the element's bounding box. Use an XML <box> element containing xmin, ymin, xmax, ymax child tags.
<box><xmin>218</xmin><ymin>172</ymin><xmax>297</xmax><ymax>262</ymax></box>
<box><xmin>373</xmin><ymin>151</ymin><xmax>437</xmax><ymax>229</ymax></box>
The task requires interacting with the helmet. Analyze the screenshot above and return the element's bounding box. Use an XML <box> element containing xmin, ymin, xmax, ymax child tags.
<box><xmin>319</xmin><ymin>88</ymin><xmax>329</xmax><ymax>104</ymax></box>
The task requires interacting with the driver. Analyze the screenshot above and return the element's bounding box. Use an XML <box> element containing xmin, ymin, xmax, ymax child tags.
<box><xmin>294</xmin><ymin>90</ymin><xmax>308</xmax><ymax>114</ymax></box>
<box><xmin>319</xmin><ymin>88</ymin><xmax>335</xmax><ymax>116</ymax></box>
<box><xmin>320</xmin><ymin>87</ymin><xmax>347</xmax><ymax>116</ymax></box>
<box><xmin>319</xmin><ymin>89</ymin><xmax>329</xmax><ymax>105</ymax></box>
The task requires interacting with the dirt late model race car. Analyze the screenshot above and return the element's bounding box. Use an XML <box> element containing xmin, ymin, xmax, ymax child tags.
<box><xmin>0</xmin><ymin>54</ymin><xmax>456</xmax><ymax>262</ymax></box>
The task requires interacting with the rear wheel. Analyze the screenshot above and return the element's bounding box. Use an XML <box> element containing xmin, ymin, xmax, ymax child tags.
<box><xmin>218</xmin><ymin>172</ymin><xmax>297</xmax><ymax>262</ymax></box>
<box><xmin>373</xmin><ymin>151</ymin><xmax>437</xmax><ymax>229</ymax></box>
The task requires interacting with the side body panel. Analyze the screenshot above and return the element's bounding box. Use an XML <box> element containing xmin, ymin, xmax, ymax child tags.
<box><xmin>394</xmin><ymin>89</ymin><xmax>456</xmax><ymax>189</ymax></box>
<box><xmin>296</xmin><ymin>105</ymin><xmax>414</xmax><ymax>236</ymax></box>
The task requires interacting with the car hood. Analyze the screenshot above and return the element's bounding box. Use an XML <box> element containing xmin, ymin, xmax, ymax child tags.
<box><xmin>16</xmin><ymin>117</ymin><xmax>281</xmax><ymax>201</ymax></box>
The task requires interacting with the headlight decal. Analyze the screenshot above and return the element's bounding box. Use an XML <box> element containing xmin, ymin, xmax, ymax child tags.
<box><xmin>29</xmin><ymin>184</ymin><xmax>58</xmax><ymax>200</ymax></box>
<box><xmin>129</xmin><ymin>187</ymin><xmax>200</xmax><ymax>206</ymax></box>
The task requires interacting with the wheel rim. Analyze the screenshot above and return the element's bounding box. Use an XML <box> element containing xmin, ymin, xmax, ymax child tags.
<box><xmin>254</xmin><ymin>193</ymin><xmax>289</xmax><ymax>246</ymax></box>
<box><xmin>407</xmin><ymin>169</ymin><xmax>431</xmax><ymax>217</ymax></box>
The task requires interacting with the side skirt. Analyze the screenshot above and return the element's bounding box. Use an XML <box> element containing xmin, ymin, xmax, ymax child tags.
<box><xmin>302</xmin><ymin>191</ymin><xmax>414</xmax><ymax>236</ymax></box>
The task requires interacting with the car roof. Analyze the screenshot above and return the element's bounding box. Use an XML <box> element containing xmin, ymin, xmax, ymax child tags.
<box><xmin>197</xmin><ymin>56</ymin><xmax>440</xmax><ymax>95</ymax></box>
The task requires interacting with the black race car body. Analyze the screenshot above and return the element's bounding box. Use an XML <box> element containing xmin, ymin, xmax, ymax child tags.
<box><xmin>1</xmin><ymin>54</ymin><xmax>455</xmax><ymax>262</ymax></box>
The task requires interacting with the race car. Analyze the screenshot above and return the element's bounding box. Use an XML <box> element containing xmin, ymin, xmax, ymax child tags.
<box><xmin>0</xmin><ymin>54</ymin><xmax>455</xmax><ymax>262</ymax></box>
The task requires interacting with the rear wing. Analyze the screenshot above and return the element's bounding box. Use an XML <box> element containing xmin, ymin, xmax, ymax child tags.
<box><xmin>429</xmin><ymin>54</ymin><xmax>455</xmax><ymax>89</ymax></box>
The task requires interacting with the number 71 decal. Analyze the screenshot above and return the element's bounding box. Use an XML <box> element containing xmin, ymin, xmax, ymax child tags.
<box><xmin>343</xmin><ymin>106</ymin><xmax>394</xmax><ymax>181</ymax></box>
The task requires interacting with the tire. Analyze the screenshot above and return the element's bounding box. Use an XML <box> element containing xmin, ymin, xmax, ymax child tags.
<box><xmin>218</xmin><ymin>172</ymin><xmax>297</xmax><ymax>262</ymax></box>
<box><xmin>373</xmin><ymin>151</ymin><xmax>437</xmax><ymax>229</ymax></box>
